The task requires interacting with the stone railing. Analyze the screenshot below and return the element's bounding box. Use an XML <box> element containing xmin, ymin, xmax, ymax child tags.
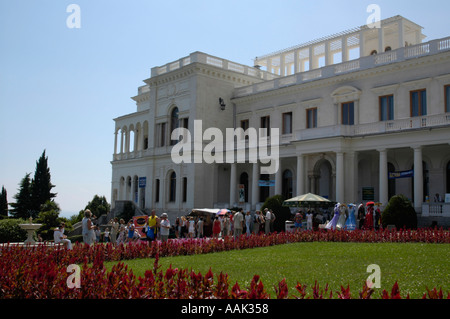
<box><xmin>422</xmin><ymin>203</ymin><xmax>450</xmax><ymax>217</ymax></box>
<box><xmin>234</xmin><ymin>36</ymin><xmax>450</xmax><ymax>98</ymax></box>
<box><xmin>295</xmin><ymin>113</ymin><xmax>450</xmax><ymax>141</ymax></box>
<box><xmin>150</xmin><ymin>51</ymin><xmax>278</xmax><ymax>81</ymax></box>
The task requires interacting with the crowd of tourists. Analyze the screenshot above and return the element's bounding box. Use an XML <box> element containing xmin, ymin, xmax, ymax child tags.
<box><xmin>53</xmin><ymin>202</ymin><xmax>383</xmax><ymax>249</ymax></box>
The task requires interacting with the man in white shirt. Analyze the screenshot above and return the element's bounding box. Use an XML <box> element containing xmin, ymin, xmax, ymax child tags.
<box><xmin>233</xmin><ymin>210</ymin><xmax>244</xmax><ymax>239</ymax></box>
<box><xmin>53</xmin><ymin>224</ymin><xmax>73</xmax><ymax>249</ymax></box>
<box><xmin>264</xmin><ymin>208</ymin><xmax>271</xmax><ymax>234</ymax></box>
<box><xmin>159</xmin><ymin>213</ymin><xmax>170</xmax><ymax>242</ymax></box>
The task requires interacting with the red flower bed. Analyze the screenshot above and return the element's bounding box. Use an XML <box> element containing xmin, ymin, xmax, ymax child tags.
<box><xmin>0</xmin><ymin>228</ymin><xmax>449</xmax><ymax>299</ymax></box>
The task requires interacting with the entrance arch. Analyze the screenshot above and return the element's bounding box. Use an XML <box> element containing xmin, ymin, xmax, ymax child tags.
<box><xmin>313</xmin><ymin>157</ymin><xmax>334</xmax><ymax>200</ymax></box>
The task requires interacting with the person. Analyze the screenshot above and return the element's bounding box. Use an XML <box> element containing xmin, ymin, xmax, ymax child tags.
<box><xmin>233</xmin><ymin>209</ymin><xmax>244</xmax><ymax>239</ymax></box>
<box><xmin>117</xmin><ymin>219</ymin><xmax>126</xmax><ymax>244</ymax></box>
<box><xmin>253</xmin><ymin>211</ymin><xmax>261</xmax><ymax>235</ymax></box>
<box><xmin>264</xmin><ymin>208</ymin><xmax>271</xmax><ymax>234</ymax></box>
<box><xmin>94</xmin><ymin>226</ymin><xmax>101</xmax><ymax>242</ymax></box>
<box><xmin>126</xmin><ymin>220</ymin><xmax>135</xmax><ymax>243</ymax></box>
<box><xmin>159</xmin><ymin>213</ymin><xmax>170</xmax><ymax>242</ymax></box>
<box><xmin>196</xmin><ymin>217</ymin><xmax>204</xmax><ymax>238</ymax></box>
<box><xmin>245</xmin><ymin>211</ymin><xmax>252</xmax><ymax>236</ymax></box>
<box><xmin>104</xmin><ymin>228</ymin><xmax>110</xmax><ymax>242</ymax></box>
<box><xmin>181</xmin><ymin>216</ymin><xmax>188</xmax><ymax>238</ymax></box>
<box><xmin>269</xmin><ymin>209</ymin><xmax>276</xmax><ymax>233</ymax></box>
<box><xmin>336</xmin><ymin>204</ymin><xmax>348</xmax><ymax>230</ymax></box>
<box><xmin>53</xmin><ymin>224</ymin><xmax>73</xmax><ymax>249</ymax></box>
<box><xmin>110</xmin><ymin>217</ymin><xmax>119</xmax><ymax>244</ymax></box>
<box><xmin>222</xmin><ymin>213</ymin><xmax>231</xmax><ymax>237</ymax></box>
<box><xmin>147</xmin><ymin>210</ymin><xmax>158</xmax><ymax>241</ymax></box>
<box><xmin>344</xmin><ymin>204</ymin><xmax>357</xmax><ymax>231</ymax></box>
<box><xmin>294</xmin><ymin>211</ymin><xmax>303</xmax><ymax>231</ymax></box>
<box><xmin>374</xmin><ymin>203</ymin><xmax>382</xmax><ymax>230</ymax></box>
<box><xmin>434</xmin><ymin>193</ymin><xmax>443</xmax><ymax>202</ymax></box>
<box><xmin>357</xmin><ymin>203</ymin><xmax>365</xmax><ymax>230</ymax></box>
<box><xmin>188</xmin><ymin>216</ymin><xmax>195</xmax><ymax>238</ymax></box>
<box><xmin>82</xmin><ymin>209</ymin><xmax>96</xmax><ymax>245</ymax></box>
<box><xmin>212</xmin><ymin>217</ymin><xmax>221</xmax><ymax>238</ymax></box>
<box><xmin>306</xmin><ymin>210</ymin><xmax>314</xmax><ymax>230</ymax></box>
<box><xmin>258</xmin><ymin>211</ymin><xmax>265</xmax><ymax>234</ymax></box>
<box><xmin>175</xmin><ymin>217</ymin><xmax>181</xmax><ymax>238</ymax></box>
<box><xmin>364</xmin><ymin>204</ymin><xmax>374</xmax><ymax>230</ymax></box>
<box><xmin>325</xmin><ymin>203</ymin><xmax>340</xmax><ymax>230</ymax></box>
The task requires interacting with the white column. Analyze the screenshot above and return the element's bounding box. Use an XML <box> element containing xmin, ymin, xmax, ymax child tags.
<box><xmin>336</xmin><ymin>152</ymin><xmax>345</xmax><ymax>203</ymax></box>
<box><xmin>342</xmin><ymin>37</ymin><xmax>348</xmax><ymax>62</ymax></box>
<box><xmin>252</xmin><ymin>163</ymin><xmax>259</xmax><ymax>209</ymax></box>
<box><xmin>359</xmin><ymin>30</ymin><xmax>365</xmax><ymax>57</ymax></box>
<box><xmin>398</xmin><ymin>19</ymin><xmax>404</xmax><ymax>48</ymax></box>
<box><xmin>296</xmin><ymin>155</ymin><xmax>305</xmax><ymax>195</ymax></box>
<box><xmin>378</xmin><ymin>26</ymin><xmax>385</xmax><ymax>53</ymax></box>
<box><xmin>230</xmin><ymin>163</ymin><xmax>237</xmax><ymax>207</ymax></box>
<box><xmin>324</xmin><ymin>42</ymin><xmax>330</xmax><ymax>66</ymax></box>
<box><xmin>413</xmin><ymin>146</ymin><xmax>423</xmax><ymax>211</ymax></box>
<box><xmin>308</xmin><ymin>46</ymin><xmax>314</xmax><ymax>70</ymax></box>
<box><xmin>294</xmin><ymin>50</ymin><xmax>299</xmax><ymax>74</ymax></box>
<box><xmin>280</xmin><ymin>54</ymin><xmax>285</xmax><ymax>76</ymax></box>
<box><xmin>275</xmin><ymin>160</ymin><xmax>282</xmax><ymax>195</ymax></box>
<box><xmin>114</xmin><ymin>131</ymin><xmax>118</xmax><ymax>155</ymax></box>
<box><xmin>379</xmin><ymin>149</ymin><xmax>388</xmax><ymax>206</ymax></box>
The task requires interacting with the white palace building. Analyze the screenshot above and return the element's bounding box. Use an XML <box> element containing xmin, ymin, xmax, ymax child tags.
<box><xmin>111</xmin><ymin>16</ymin><xmax>450</xmax><ymax>227</ymax></box>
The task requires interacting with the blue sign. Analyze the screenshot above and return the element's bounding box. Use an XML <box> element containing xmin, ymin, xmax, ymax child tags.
<box><xmin>388</xmin><ymin>169</ymin><xmax>414</xmax><ymax>179</ymax></box>
<box><xmin>139</xmin><ymin>177</ymin><xmax>146</xmax><ymax>188</ymax></box>
<box><xmin>259</xmin><ymin>180</ymin><xmax>275</xmax><ymax>187</ymax></box>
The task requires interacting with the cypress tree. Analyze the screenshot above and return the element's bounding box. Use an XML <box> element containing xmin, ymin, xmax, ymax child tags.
<box><xmin>0</xmin><ymin>186</ymin><xmax>8</xmax><ymax>217</ymax></box>
<box><xmin>31</xmin><ymin>150</ymin><xmax>57</xmax><ymax>213</ymax></box>
<box><xmin>10</xmin><ymin>173</ymin><xmax>34</xmax><ymax>219</ymax></box>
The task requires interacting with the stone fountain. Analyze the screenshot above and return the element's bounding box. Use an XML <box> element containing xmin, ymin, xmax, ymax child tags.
<box><xmin>19</xmin><ymin>217</ymin><xmax>42</xmax><ymax>244</ymax></box>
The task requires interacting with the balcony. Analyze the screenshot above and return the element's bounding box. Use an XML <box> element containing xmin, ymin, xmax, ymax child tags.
<box><xmin>295</xmin><ymin>113</ymin><xmax>450</xmax><ymax>141</ymax></box>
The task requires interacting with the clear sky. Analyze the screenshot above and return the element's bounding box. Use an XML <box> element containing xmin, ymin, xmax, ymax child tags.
<box><xmin>1</xmin><ymin>0</ymin><xmax>449</xmax><ymax>218</ymax></box>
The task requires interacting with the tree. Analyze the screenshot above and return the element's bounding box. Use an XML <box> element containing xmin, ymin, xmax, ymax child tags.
<box><xmin>36</xmin><ymin>200</ymin><xmax>70</xmax><ymax>240</ymax></box>
<box><xmin>85</xmin><ymin>195</ymin><xmax>110</xmax><ymax>218</ymax></box>
<box><xmin>381</xmin><ymin>194</ymin><xmax>418</xmax><ymax>229</ymax></box>
<box><xmin>10</xmin><ymin>173</ymin><xmax>34</xmax><ymax>219</ymax></box>
<box><xmin>0</xmin><ymin>186</ymin><xmax>8</xmax><ymax>217</ymax></box>
<box><xmin>30</xmin><ymin>150</ymin><xmax>56</xmax><ymax>213</ymax></box>
<box><xmin>261</xmin><ymin>194</ymin><xmax>292</xmax><ymax>232</ymax></box>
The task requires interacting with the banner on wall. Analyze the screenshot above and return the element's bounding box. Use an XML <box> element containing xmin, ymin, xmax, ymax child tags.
<box><xmin>133</xmin><ymin>215</ymin><xmax>148</xmax><ymax>238</ymax></box>
<box><xmin>388</xmin><ymin>169</ymin><xmax>414</xmax><ymax>179</ymax></box>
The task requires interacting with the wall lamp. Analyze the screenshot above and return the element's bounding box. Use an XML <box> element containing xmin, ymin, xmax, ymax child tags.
<box><xmin>219</xmin><ymin>97</ymin><xmax>226</xmax><ymax>110</ymax></box>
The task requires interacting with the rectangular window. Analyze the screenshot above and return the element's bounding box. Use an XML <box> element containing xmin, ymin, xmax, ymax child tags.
<box><xmin>342</xmin><ymin>102</ymin><xmax>354</xmax><ymax>125</ymax></box>
<box><xmin>240</xmin><ymin>119</ymin><xmax>250</xmax><ymax>140</ymax></box>
<box><xmin>155</xmin><ymin>179</ymin><xmax>160</xmax><ymax>203</ymax></box>
<box><xmin>445</xmin><ymin>85</ymin><xmax>450</xmax><ymax>113</ymax></box>
<box><xmin>282</xmin><ymin>112</ymin><xmax>292</xmax><ymax>134</ymax></box>
<box><xmin>306</xmin><ymin>108</ymin><xmax>317</xmax><ymax>128</ymax></box>
<box><xmin>410</xmin><ymin>89</ymin><xmax>427</xmax><ymax>117</ymax></box>
<box><xmin>260</xmin><ymin>116</ymin><xmax>271</xmax><ymax>137</ymax></box>
<box><xmin>379</xmin><ymin>95</ymin><xmax>394</xmax><ymax>121</ymax></box>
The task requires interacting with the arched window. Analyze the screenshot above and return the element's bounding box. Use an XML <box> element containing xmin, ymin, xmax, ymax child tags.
<box><xmin>169</xmin><ymin>171</ymin><xmax>176</xmax><ymax>202</ymax></box>
<box><xmin>385</xmin><ymin>46</ymin><xmax>392</xmax><ymax>52</ymax></box>
<box><xmin>170</xmin><ymin>107</ymin><xmax>179</xmax><ymax>146</ymax></box>
<box><xmin>282</xmin><ymin>170</ymin><xmax>293</xmax><ymax>200</ymax></box>
<box><xmin>370</xmin><ymin>50</ymin><xmax>378</xmax><ymax>55</ymax></box>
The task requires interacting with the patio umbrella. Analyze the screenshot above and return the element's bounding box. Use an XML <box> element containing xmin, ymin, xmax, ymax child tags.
<box><xmin>217</xmin><ymin>208</ymin><xmax>230</xmax><ymax>216</ymax></box>
<box><xmin>282</xmin><ymin>193</ymin><xmax>334</xmax><ymax>208</ymax></box>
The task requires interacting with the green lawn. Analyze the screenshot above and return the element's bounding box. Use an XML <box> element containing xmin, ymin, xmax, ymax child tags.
<box><xmin>106</xmin><ymin>242</ymin><xmax>450</xmax><ymax>298</ymax></box>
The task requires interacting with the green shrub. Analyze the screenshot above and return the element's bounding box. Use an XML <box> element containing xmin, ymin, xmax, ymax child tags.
<box><xmin>261</xmin><ymin>194</ymin><xmax>292</xmax><ymax>232</ymax></box>
<box><xmin>0</xmin><ymin>218</ymin><xmax>28</xmax><ymax>243</ymax></box>
<box><xmin>382</xmin><ymin>194</ymin><xmax>417</xmax><ymax>229</ymax></box>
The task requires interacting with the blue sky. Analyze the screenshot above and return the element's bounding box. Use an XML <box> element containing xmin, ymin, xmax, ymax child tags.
<box><xmin>1</xmin><ymin>0</ymin><xmax>449</xmax><ymax>218</ymax></box>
